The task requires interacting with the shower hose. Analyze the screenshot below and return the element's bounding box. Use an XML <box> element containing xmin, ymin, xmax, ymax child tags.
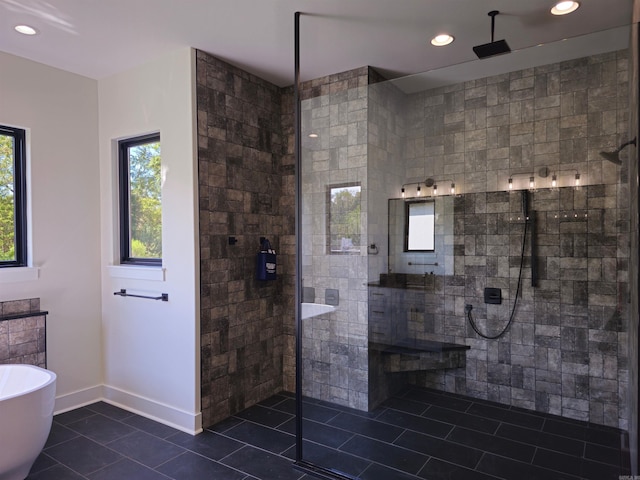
<box><xmin>466</xmin><ymin>212</ymin><xmax>529</xmax><ymax>340</ymax></box>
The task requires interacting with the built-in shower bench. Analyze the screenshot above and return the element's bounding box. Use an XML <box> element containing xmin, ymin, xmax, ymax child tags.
<box><xmin>371</xmin><ymin>339</ymin><xmax>469</xmax><ymax>373</ymax></box>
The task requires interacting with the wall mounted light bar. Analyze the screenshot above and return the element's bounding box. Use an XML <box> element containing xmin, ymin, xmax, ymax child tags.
<box><xmin>401</xmin><ymin>178</ymin><xmax>458</xmax><ymax>198</ymax></box>
<box><xmin>508</xmin><ymin>169</ymin><xmax>581</xmax><ymax>190</ymax></box>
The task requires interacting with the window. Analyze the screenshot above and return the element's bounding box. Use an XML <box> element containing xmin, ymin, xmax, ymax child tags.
<box><xmin>119</xmin><ymin>133</ymin><xmax>162</xmax><ymax>265</ymax></box>
<box><xmin>0</xmin><ymin>125</ymin><xmax>27</xmax><ymax>267</ymax></box>
<box><xmin>327</xmin><ymin>183</ymin><xmax>361</xmax><ymax>254</ymax></box>
<box><xmin>405</xmin><ymin>200</ymin><xmax>435</xmax><ymax>251</ymax></box>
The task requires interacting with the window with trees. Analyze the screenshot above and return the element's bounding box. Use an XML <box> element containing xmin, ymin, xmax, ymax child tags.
<box><xmin>119</xmin><ymin>133</ymin><xmax>162</xmax><ymax>265</ymax></box>
<box><xmin>327</xmin><ymin>183</ymin><xmax>361</xmax><ymax>254</ymax></box>
<box><xmin>0</xmin><ymin>125</ymin><xmax>27</xmax><ymax>267</ymax></box>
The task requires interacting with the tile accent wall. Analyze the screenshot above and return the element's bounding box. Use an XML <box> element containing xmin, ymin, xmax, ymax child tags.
<box><xmin>367</xmin><ymin>76</ymin><xmax>408</xmax><ymax>409</ymax></box>
<box><xmin>296</xmin><ymin>67</ymin><xmax>373</xmax><ymax>411</ymax></box>
<box><xmin>0</xmin><ymin>298</ymin><xmax>46</xmax><ymax>368</ymax></box>
<box><xmin>196</xmin><ymin>46</ymin><xmax>633</xmax><ymax>431</ymax></box>
<box><xmin>196</xmin><ymin>51</ymin><xmax>294</xmax><ymax>427</ymax></box>
<box><xmin>625</xmin><ymin>20</ymin><xmax>638</xmax><ymax>467</ymax></box>
<box><xmin>390</xmin><ymin>186</ymin><xmax>629</xmax><ymax>428</ymax></box>
<box><xmin>395</xmin><ymin>51</ymin><xmax>631</xmax><ymax>428</ymax></box>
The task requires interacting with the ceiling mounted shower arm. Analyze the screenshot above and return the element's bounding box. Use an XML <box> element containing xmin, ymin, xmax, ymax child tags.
<box><xmin>489</xmin><ymin>10</ymin><xmax>499</xmax><ymax>43</ymax></box>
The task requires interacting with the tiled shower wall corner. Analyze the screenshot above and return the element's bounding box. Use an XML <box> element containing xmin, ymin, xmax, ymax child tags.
<box><xmin>196</xmin><ymin>51</ymin><xmax>295</xmax><ymax>427</ymax></box>
<box><xmin>403</xmin><ymin>50</ymin><xmax>629</xmax><ymax>226</ymax></box>
<box><xmin>367</xmin><ymin>75</ymin><xmax>408</xmax><ymax>408</ymax></box>
<box><xmin>399</xmin><ymin>186</ymin><xmax>629</xmax><ymax>428</ymax></box>
<box><xmin>0</xmin><ymin>298</ymin><xmax>46</xmax><ymax>368</ymax></box>
<box><xmin>395</xmin><ymin>50</ymin><xmax>631</xmax><ymax>428</ymax></box>
<box><xmin>298</xmin><ymin>67</ymin><xmax>372</xmax><ymax>411</ymax></box>
<box><xmin>625</xmin><ymin>18</ymin><xmax>638</xmax><ymax>467</ymax></box>
<box><xmin>196</xmin><ymin>45</ymin><xmax>634</xmax><ymax>430</ymax></box>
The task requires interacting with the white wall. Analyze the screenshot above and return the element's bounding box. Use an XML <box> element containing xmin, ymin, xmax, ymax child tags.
<box><xmin>98</xmin><ymin>47</ymin><xmax>201</xmax><ymax>433</ymax></box>
<box><xmin>0</xmin><ymin>52</ymin><xmax>103</xmax><ymax>406</ymax></box>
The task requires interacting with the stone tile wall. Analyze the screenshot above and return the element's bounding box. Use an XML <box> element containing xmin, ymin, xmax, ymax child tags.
<box><xmin>196</xmin><ymin>51</ymin><xmax>294</xmax><ymax>427</ymax></box>
<box><xmin>391</xmin><ymin>50</ymin><xmax>631</xmax><ymax>428</ymax></box>
<box><xmin>403</xmin><ymin>51</ymin><xmax>629</xmax><ymax>196</ymax></box>
<box><xmin>279</xmin><ymin>87</ymin><xmax>297</xmax><ymax>394</ymax></box>
<box><xmin>297</xmin><ymin>67</ymin><xmax>372</xmax><ymax>411</ymax></box>
<box><xmin>389</xmin><ymin>186</ymin><xmax>628</xmax><ymax>428</ymax></box>
<box><xmin>366</xmin><ymin>76</ymin><xmax>408</xmax><ymax>408</ymax></box>
<box><xmin>196</xmin><ymin>45</ymin><xmax>633</xmax><ymax>430</ymax></box>
<box><xmin>0</xmin><ymin>298</ymin><xmax>46</xmax><ymax>368</ymax></box>
<box><xmin>625</xmin><ymin>21</ymin><xmax>639</xmax><ymax>464</ymax></box>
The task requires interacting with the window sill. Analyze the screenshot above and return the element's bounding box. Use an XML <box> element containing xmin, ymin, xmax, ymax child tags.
<box><xmin>0</xmin><ymin>267</ymin><xmax>40</xmax><ymax>283</ymax></box>
<box><xmin>107</xmin><ymin>265</ymin><xmax>165</xmax><ymax>282</ymax></box>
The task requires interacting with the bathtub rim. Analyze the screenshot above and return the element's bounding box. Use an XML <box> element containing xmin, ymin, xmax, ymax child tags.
<box><xmin>0</xmin><ymin>364</ymin><xmax>56</xmax><ymax>402</ymax></box>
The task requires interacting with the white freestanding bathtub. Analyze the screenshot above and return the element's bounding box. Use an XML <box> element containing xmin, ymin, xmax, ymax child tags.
<box><xmin>0</xmin><ymin>364</ymin><xmax>56</xmax><ymax>480</ymax></box>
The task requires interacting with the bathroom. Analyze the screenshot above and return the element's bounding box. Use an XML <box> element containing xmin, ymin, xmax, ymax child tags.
<box><xmin>0</xmin><ymin>1</ymin><xmax>638</xmax><ymax>480</ymax></box>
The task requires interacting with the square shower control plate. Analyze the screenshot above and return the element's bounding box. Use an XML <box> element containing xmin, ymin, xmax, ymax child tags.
<box><xmin>325</xmin><ymin>289</ymin><xmax>339</xmax><ymax>306</ymax></box>
<box><xmin>484</xmin><ymin>287</ymin><xmax>502</xmax><ymax>305</ymax></box>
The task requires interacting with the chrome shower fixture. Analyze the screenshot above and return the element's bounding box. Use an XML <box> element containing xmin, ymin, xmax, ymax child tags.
<box><xmin>599</xmin><ymin>137</ymin><xmax>636</xmax><ymax>165</ymax></box>
<box><xmin>424</xmin><ymin>177</ymin><xmax>455</xmax><ymax>195</ymax></box>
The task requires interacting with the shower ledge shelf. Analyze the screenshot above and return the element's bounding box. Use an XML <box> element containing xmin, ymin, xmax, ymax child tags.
<box><xmin>372</xmin><ymin>340</ymin><xmax>469</xmax><ymax>373</ymax></box>
<box><xmin>301</xmin><ymin>303</ymin><xmax>336</xmax><ymax>319</ymax></box>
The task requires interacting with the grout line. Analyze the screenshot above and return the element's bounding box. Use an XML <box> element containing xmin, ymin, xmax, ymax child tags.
<box><xmin>42</xmin><ymin>389</ymin><xmax>630</xmax><ymax>480</ymax></box>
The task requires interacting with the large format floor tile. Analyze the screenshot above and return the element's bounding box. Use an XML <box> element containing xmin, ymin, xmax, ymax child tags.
<box><xmin>27</xmin><ymin>386</ymin><xmax>630</xmax><ymax>480</ymax></box>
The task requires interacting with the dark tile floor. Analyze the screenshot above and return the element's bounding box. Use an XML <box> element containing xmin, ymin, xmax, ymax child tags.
<box><xmin>27</xmin><ymin>386</ymin><xmax>630</xmax><ymax>480</ymax></box>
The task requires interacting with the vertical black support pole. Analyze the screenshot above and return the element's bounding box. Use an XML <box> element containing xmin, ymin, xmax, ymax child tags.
<box><xmin>522</xmin><ymin>189</ymin><xmax>538</xmax><ymax>288</ymax></box>
<box><xmin>530</xmin><ymin>210</ymin><xmax>538</xmax><ymax>288</ymax></box>
<box><xmin>294</xmin><ymin>10</ymin><xmax>303</xmax><ymax>464</ymax></box>
<box><xmin>489</xmin><ymin>10</ymin><xmax>498</xmax><ymax>43</ymax></box>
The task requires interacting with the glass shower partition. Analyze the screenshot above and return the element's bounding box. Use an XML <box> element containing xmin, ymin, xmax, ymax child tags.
<box><xmin>297</xmin><ymin>24</ymin><xmax>634</xmax><ymax>479</ymax></box>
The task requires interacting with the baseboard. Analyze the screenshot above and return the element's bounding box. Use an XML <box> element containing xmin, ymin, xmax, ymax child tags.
<box><xmin>102</xmin><ymin>385</ymin><xmax>202</xmax><ymax>435</ymax></box>
<box><xmin>54</xmin><ymin>384</ymin><xmax>202</xmax><ymax>435</ymax></box>
<box><xmin>54</xmin><ymin>384</ymin><xmax>103</xmax><ymax>414</ymax></box>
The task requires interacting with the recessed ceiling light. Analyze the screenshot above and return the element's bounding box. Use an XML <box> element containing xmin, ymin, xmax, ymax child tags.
<box><xmin>308</xmin><ymin>133</ymin><xmax>318</xmax><ymax>138</ymax></box>
<box><xmin>431</xmin><ymin>34</ymin><xmax>454</xmax><ymax>47</ymax></box>
<box><xmin>15</xmin><ymin>25</ymin><xmax>37</xmax><ymax>35</ymax></box>
<box><xmin>551</xmin><ymin>1</ymin><xmax>580</xmax><ymax>15</ymax></box>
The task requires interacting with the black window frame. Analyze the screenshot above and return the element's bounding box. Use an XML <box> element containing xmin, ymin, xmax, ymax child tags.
<box><xmin>0</xmin><ymin>125</ymin><xmax>27</xmax><ymax>268</ymax></box>
<box><xmin>118</xmin><ymin>133</ymin><xmax>162</xmax><ymax>266</ymax></box>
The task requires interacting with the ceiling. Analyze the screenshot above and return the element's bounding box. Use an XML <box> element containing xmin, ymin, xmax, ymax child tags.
<box><xmin>0</xmin><ymin>0</ymin><xmax>633</xmax><ymax>87</ymax></box>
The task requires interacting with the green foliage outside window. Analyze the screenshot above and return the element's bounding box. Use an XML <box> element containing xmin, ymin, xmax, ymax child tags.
<box><xmin>329</xmin><ymin>185</ymin><xmax>361</xmax><ymax>253</ymax></box>
<box><xmin>128</xmin><ymin>141</ymin><xmax>162</xmax><ymax>259</ymax></box>
<box><xmin>0</xmin><ymin>134</ymin><xmax>16</xmax><ymax>262</ymax></box>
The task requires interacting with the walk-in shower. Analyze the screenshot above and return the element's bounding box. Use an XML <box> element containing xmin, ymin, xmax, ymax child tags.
<box><xmin>293</xmin><ymin>12</ymin><xmax>637</xmax><ymax>479</ymax></box>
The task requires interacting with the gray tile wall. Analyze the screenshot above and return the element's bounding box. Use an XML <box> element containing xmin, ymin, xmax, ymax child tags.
<box><xmin>396</xmin><ymin>50</ymin><xmax>630</xmax><ymax>428</ymax></box>
<box><xmin>298</xmin><ymin>67</ymin><xmax>372</xmax><ymax>411</ymax></box>
<box><xmin>196</xmin><ymin>51</ymin><xmax>294</xmax><ymax>427</ymax></box>
<box><xmin>196</xmin><ymin>46</ymin><xmax>633</xmax><ymax>431</ymax></box>
<box><xmin>625</xmin><ymin>21</ymin><xmax>639</xmax><ymax>467</ymax></box>
<box><xmin>393</xmin><ymin>186</ymin><xmax>629</xmax><ymax>428</ymax></box>
<box><xmin>0</xmin><ymin>298</ymin><xmax>46</xmax><ymax>368</ymax></box>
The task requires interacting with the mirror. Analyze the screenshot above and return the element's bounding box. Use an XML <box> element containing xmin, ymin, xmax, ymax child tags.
<box><xmin>405</xmin><ymin>200</ymin><xmax>435</xmax><ymax>251</ymax></box>
<box><xmin>388</xmin><ymin>197</ymin><xmax>454</xmax><ymax>275</ymax></box>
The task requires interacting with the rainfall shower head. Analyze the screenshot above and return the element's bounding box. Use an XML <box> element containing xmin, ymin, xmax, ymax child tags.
<box><xmin>473</xmin><ymin>11</ymin><xmax>511</xmax><ymax>59</ymax></box>
<box><xmin>599</xmin><ymin>137</ymin><xmax>636</xmax><ymax>165</ymax></box>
